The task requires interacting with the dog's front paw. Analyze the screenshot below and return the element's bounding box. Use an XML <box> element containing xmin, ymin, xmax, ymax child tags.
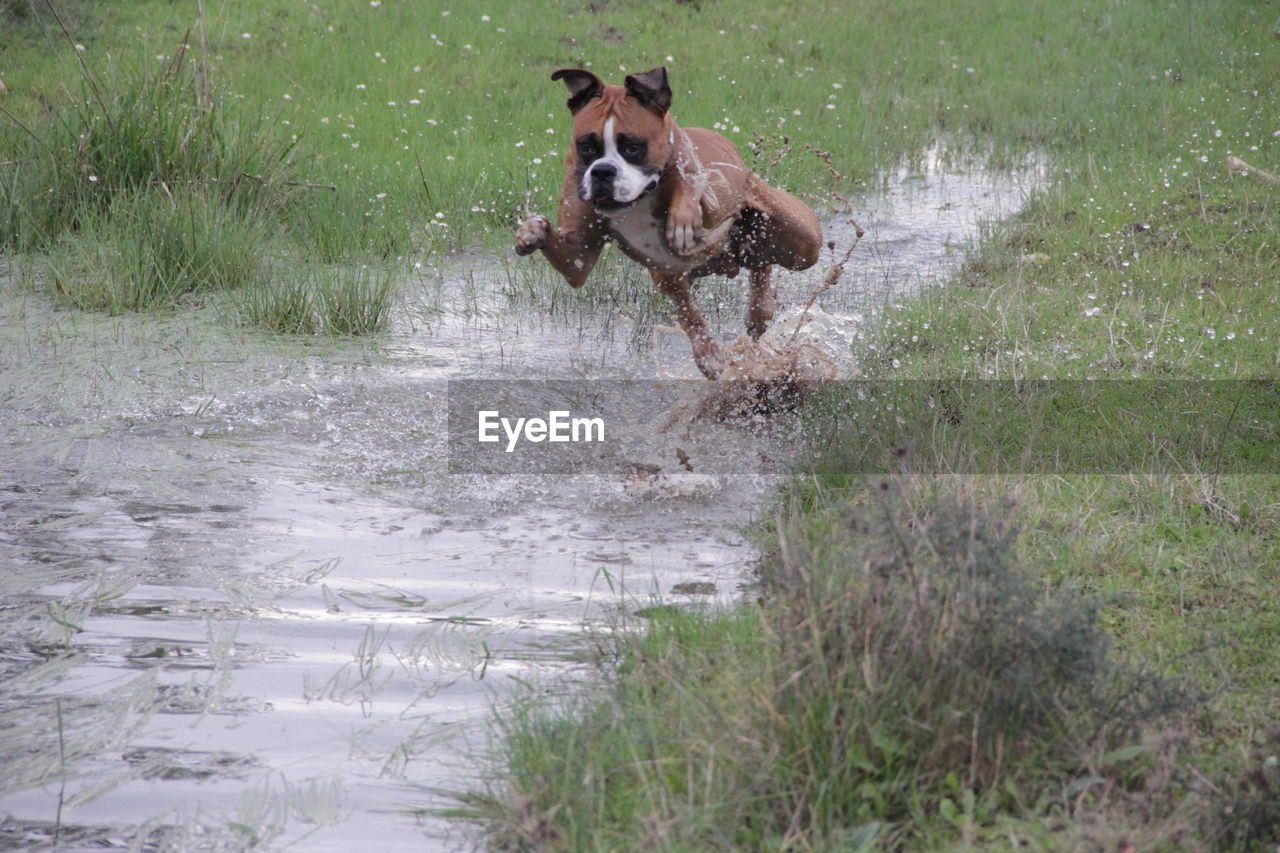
<box><xmin>514</xmin><ymin>215</ymin><xmax>550</xmax><ymax>256</ymax></box>
<box><xmin>665</xmin><ymin>201</ymin><xmax>702</xmax><ymax>256</ymax></box>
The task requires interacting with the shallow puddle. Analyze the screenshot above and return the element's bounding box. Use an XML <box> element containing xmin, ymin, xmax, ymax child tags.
<box><xmin>0</xmin><ymin>152</ymin><xmax>1042</xmax><ymax>851</ymax></box>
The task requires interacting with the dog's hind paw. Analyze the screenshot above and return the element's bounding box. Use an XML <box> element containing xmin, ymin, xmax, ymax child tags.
<box><xmin>514</xmin><ymin>215</ymin><xmax>550</xmax><ymax>255</ymax></box>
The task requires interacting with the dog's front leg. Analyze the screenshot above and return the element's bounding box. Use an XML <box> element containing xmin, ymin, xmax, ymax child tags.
<box><xmin>651</xmin><ymin>271</ymin><xmax>724</xmax><ymax>379</ymax></box>
<box><xmin>665</xmin><ymin>183</ymin><xmax>703</xmax><ymax>256</ymax></box>
<box><xmin>514</xmin><ymin>214</ymin><xmax>603</xmax><ymax>289</ymax></box>
<box><xmin>667</xmin><ymin>183</ymin><xmax>738</xmax><ymax>257</ymax></box>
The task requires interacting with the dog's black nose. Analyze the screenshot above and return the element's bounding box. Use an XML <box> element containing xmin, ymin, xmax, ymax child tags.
<box><xmin>590</xmin><ymin>162</ymin><xmax>617</xmax><ymax>183</ymax></box>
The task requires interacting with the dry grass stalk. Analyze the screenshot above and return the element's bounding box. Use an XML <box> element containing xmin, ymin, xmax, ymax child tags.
<box><xmin>1226</xmin><ymin>155</ymin><xmax>1279</xmax><ymax>185</ymax></box>
<box><xmin>786</xmin><ymin>217</ymin><xmax>864</xmax><ymax>348</ymax></box>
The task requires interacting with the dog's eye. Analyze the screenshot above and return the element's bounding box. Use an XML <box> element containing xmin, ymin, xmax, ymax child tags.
<box><xmin>576</xmin><ymin>137</ymin><xmax>600</xmax><ymax>159</ymax></box>
<box><xmin>618</xmin><ymin>139</ymin><xmax>646</xmax><ymax>161</ymax></box>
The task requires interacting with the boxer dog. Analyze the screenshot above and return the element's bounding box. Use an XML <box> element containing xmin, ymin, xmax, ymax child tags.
<box><xmin>513</xmin><ymin>67</ymin><xmax>823</xmax><ymax>379</ymax></box>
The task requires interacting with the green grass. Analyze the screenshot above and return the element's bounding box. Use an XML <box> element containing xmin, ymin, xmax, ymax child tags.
<box><xmin>797</xmin><ymin>380</ymin><xmax>1279</xmax><ymax>480</ymax></box>
<box><xmin>465</xmin><ymin>471</ymin><xmax>1279</xmax><ymax>850</ymax></box>
<box><xmin>5</xmin><ymin>0</ymin><xmax>1272</xmax><ymax>250</ymax></box>
<box><xmin>47</xmin><ymin>187</ymin><xmax>268</xmax><ymax>313</ymax></box>
<box><xmin>235</xmin><ymin>262</ymin><xmax>396</xmax><ymax>336</ymax></box>
<box><xmin>0</xmin><ymin>41</ymin><xmax>300</xmax><ymax>251</ymax></box>
<box><xmin>0</xmin><ymin>2</ymin><xmax>418</xmax><ymax>326</ymax></box>
<box><xmin>864</xmin><ymin>178</ymin><xmax>1280</xmax><ymax>381</ymax></box>
<box><xmin>4</xmin><ymin>0</ymin><xmax>1276</xmax><ymax>321</ymax></box>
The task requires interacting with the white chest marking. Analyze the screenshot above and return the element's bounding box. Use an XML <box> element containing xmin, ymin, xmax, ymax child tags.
<box><xmin>608</xmin><ymin>194</ymin><xmax>700</xmax><ymax>274</ymax></box>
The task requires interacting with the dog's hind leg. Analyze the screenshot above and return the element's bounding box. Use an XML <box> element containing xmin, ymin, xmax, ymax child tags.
<box><xmin>746</xmin><ymin>266</ymin><xmax>775</xmax><ymax>340</ymax></box>
<box><xmin>742</xmin><ymin>180</ymin><xmax>824</xmax><ymax>271</ymax></box>
<box><xmin>651</xmin><ymin>271</ymin><xmax>724</xmax><ymax>379</ymax></box>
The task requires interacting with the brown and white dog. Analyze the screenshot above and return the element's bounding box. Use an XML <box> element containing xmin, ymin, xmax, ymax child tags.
<box><xmin>514</xmin><ymin>67</ymin><xmax>823</xmax><ymax>379</ymax></box>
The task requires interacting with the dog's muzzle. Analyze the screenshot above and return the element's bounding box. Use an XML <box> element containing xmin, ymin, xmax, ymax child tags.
<box><xmin>588</xmin><ymin>162</ymin><xmax>620</xmax><ymax>203</ymax></box>
<box><xmin>583</xmin><ymin>160</ymin><xmax>659</xmax><ymax>212</ymax></box>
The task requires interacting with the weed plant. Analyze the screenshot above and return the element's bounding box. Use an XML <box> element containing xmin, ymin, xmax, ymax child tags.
<box><xmin>756</xmin><ymin>490</ymin><xmax>1194</xmax><ymax>839</ymax></box>
<box><xmin>235</xmin><ymin>270</ymin><xmax>316</xmax><ymax>336</ymax></box>
<box><xmin>315</xmin><ymin>264</ymin><xmax>395</xmax><ymax>335</ymax></box>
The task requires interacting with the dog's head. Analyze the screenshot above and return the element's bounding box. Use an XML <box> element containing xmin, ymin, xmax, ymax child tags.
<box><xmin>551</xmin><ymin>67</ymin><xmax>674</xmax><ymax>216</ymax></box>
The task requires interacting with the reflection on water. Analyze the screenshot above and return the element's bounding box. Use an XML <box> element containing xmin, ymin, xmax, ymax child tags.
<box><xmin>0</xmin><ymin>152</ymin><xmax>1041</xmax><ymax>851</ymax></box>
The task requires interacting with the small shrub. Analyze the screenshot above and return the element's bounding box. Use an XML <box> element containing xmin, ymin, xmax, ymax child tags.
<box><xmin>757</xmin><ymin>490</ymin><xmax>1176</xmax><ymax>834</ymax></box>
<box><xmin>1214</xmin><ymin>730</ymin><xmax>1280</xmax><ymax>851</ymax></box>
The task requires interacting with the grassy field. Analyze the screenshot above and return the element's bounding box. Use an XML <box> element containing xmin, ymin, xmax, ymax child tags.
<box><xmin>4</xmin><ymin>0</ymin><xmax>1279</xmax><ymax>849</ymax></box>
<box><xmin>7</xmin><ymin>0</ymin><xmax>1273</xmax><ymax>271</ymax></box>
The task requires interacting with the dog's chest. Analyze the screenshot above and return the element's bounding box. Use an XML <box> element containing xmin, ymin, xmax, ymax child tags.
<box><xmin>605</xmin><ymin>195</ymin><xmax>698</xmax><ymax>275</ymax></box>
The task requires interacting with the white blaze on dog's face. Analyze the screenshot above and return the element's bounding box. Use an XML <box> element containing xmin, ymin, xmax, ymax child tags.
<box><xmin>552</xmin><ymin>67</ymin><xmax>674</xmax><ymax>217</ymax></box>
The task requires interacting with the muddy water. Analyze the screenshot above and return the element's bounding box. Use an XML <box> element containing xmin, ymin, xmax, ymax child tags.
<box><xmin>0</xmin><ymin>153</ymin><xmax>1042</xmax><ymax>851</ymax></box>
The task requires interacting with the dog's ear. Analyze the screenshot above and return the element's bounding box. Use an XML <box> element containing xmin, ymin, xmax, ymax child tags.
<box><xmin>551</xmin><ymin>69</ymin><xmax>603</xmax><ymax>113</ymax></box>
<box><xmin>624</xmin><ymin>67</ymin><xmax>672</xmax><ymax>115</ymax></box>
